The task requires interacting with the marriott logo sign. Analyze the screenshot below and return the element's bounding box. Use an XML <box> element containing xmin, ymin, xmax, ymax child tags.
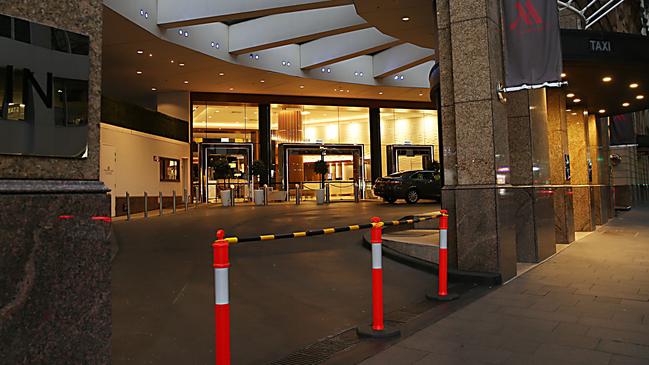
<box><xmin>509</xmin><ymin>0</ymin><xmax>545</xmax><ymax>34</ymax></box>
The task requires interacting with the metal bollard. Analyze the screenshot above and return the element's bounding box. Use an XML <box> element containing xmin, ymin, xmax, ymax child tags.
<box><xmin>295</xmin><ymin>184</ymin><xmax>301</xmax><ymax>205</ymax></box>
<box><xmin>213</xmin><ymin>230</ymin><xmax>231</xmax><ymax>365</ymax></box>
<box><xmin>325</xmin><ymin>183</ymin><xmax>331</xmax><ymax>204</ymax></box>
<box><xmin>144</xmin><ymin>192</ymin><xmax>148</xmax><ymax>218</ymax></box>
<box><xmin>184</xmin><ymin>188</ymin><xmax>188</xmax><ymax>211</ymax></box>
<box><xmin>263</xmin><ymin>184</ymin><xmax>269</xmax><ymax>206</ymax></box>
<box><xmin>195</xmin><ymin>186</ymin><xmax>199</xmax><ymax>208</ymax></box>
<box><xmin>427</xmin><ymin>210</ymin><xmax>459</xmax><ymax>301</ymax></box>
<box><xmin>126</xmin><ymin>192</ymin><xmax>131</xmax><ymax>220</ymax></box>
<box><xmin>159</xmin><ymin>192</ymin><xmax>163</xmax><ymax>216</ymax></box>
<box><xmin>357</xmin><ymin>217</ymin><xmax>400</xmax><ymax>338</ymax></box>
<box><xmin>173</xmin><ymin>190</ymin><xmax>177</xmax><ymax>213</ymax></box>
<box><xmin>354</xmin><ymin>182</ymin><xmax>360</xmax><ymax>203</ymax></box>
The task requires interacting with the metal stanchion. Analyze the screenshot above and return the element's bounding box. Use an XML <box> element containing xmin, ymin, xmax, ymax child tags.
<box><xmin>126</xmin><ymin>192</ymin><xmax>131</xmax><ymax>220</ymax></box>
<box><xmin>354</xmin><ymin>182</ymin><xmax>360</xmax><ymax>203</ymax></box>
<box><xmin>184</xmin><ymin>188</ymin><xmax>188</xmax><ymax>211</ymax></box>
<box><xmin>295</xmin><ymin>184</ymin><xmax>301</xmax><ymax>205</ymax></box>
<box><xmin>195</xmin><ymin>186</ymin><xmax>199</xmax><ymax>208</ymax></box>
<box><xmin>427</xmin><ymin>210</ymin><xmax>459</xmax><ymax>301</ymax></box>
<box><xmin>144</xmin><ymin>192</ymin><xmax>148</xmax><ymax>218</ymax></box>
<box><xmin>173</xmin><ymin>190</ymin><xmax>177</xmax><ymax>213</ymax></box>
<box><xmin>159</xmin><ymin>192</ymin><xmax>163</xmax><ymax>216</ymax></box>
<box><xmin>212</xmin><ymin>230</ymin><xmax>231</xmax><ymax>365</ymax></box>
<box><xmin>325</xmin><ymin>182</ymin><xmax>331</xmax><ymax>204</ymax></box>
<box><xmin>357</xmin><ymin>217</ymin><xmax>400</xmax><ymax>338</ymax></box>
<box><xmin>263</xmin><ymin>184</ymin><xmax>269</xmax><ymax>206</ymax></box>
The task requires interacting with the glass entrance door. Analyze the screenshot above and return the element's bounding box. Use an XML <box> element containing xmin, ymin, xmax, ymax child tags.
<box><xmin>279</xmin><ymin>143</ymin><xmax>365</xmax><ymax>201</ymax></box>
<box><xmin>386</xmin><ymin>145</ymin><xmax>435</xmax><ymax>174</ymax></box>
<box><xmin>200</xmin><ymin>142</ymin><xmax>253</xmax><ymax>203</ymax></box>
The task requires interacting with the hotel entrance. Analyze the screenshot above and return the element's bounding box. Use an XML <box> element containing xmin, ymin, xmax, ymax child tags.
<box><xmin>279</xmin><ymin>143</ymin><xmax>365</xmax><ymax>201</ymax></box>
<box><xmin>386</xmin><ymin>145</ymin><xmax>435</xmax><ymax>174</ymax></box>
<box><xmin>199</xmin><ymin>142</ymin><xmax>253</xmax><ymax>203</ymax></box>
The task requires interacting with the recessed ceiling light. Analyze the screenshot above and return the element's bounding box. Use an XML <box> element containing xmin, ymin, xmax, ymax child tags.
<box><xmin>561</xmin><ymin>73</ymin><xmax>567</xmax><ymax>78</ymax></box>
<box><xmin>171</xmin><ymin>60</ymin><xmax>174</xmax><ymax>63</ymax></box>
<box><xmin>567</xmin><ymin>93</ymin><xmax>575</xmax><ymax>98</ymax></box>
<box><xmin>136</xmin><ymin>71</ymin><xmax>142</xmax><ymax>75</ymax></box>
<box><xmin>379</xmin><ymin>91</ymin><xmax>384</xmax><ymax>95</ymax></box>
<box><xmin>299</xmin><ymin>85</ymin><xmax>304</xmax><ymax>89</ymax></box>
<box><xmin>583</xmin><ymin>111</ymin><xmax>588</xmax><ymax>115</ymax></box>
<box><xmin>566</xmin><ymin>109</ymin><xmax>572</xmax><ymax>112</ymax></box>
<box><xmin>622</xmin><ymin>102</ymin><xmax>630</xmax><ymax>107</ymax></box>
<box><xmin>229</xmin><ymin>87</ymin><xmax>234</xmax><ymax>91</ymax></box>
<box><xmin>179</xmin><ymin>63</ymin><xmax>185</xmax><ymax>67</ymax></box>
<box><xmin>301</xmin><ymin>111</ymin><xmax>311</xmax><ymax>115</ymax></box>
<box><xmin>260</xmin><ymin>80</ymin><xmax>265</xmax><ymax>83</ymax></box>
<box><xmin>599</xmin><ymin>109</ymin><xmax>606</xmax><ymax>114</ymax></box>
<box><xmin>148</xmin><ymin>53</ymin><xmax>153</xmax><ymax>57</ymax></box>
<box><xmin>630</xmin><ymin>83</ymin><xmax>639</xmax><ymax>89</ymax></box>
<box><xmin>637</xmin><ymin>95</ymin><xmax>645</xmax><ymax>100</ymax></box>
<box><xmin>571</xmin><ymin>112</ymin><xmax>577</xmax><ymax>115</ymax></box>
<box><xmin>419</xmin><ymin>92</ymin><xmax>424</xmax><ymax>96</ymax></box>
<box><xmin>183</xmin><ymin>80</ymin><xmax>189</xmax><ymax>84</ymax></box>
<box><xmin>136</xmin><ymin>50</ymin><xmax>144</xmax><ymax>54</ymax></box>
<box><xmin>401</xmin><ymin>16</ymin><xmax>410</xmax><ymax>21</ymax></box>
<box><xmin>218</xmin><ymin>72</ymin><xmax>225</xmax><ymax>76</ymax></box>
<box><xmin>602</xmin><ymin>76</ymin><xmax>612</xmax><ymax>82</ymax></box>
<box><xmin>151</xmin><ymin>87</ymin><xmax>157</xmax><ymax>91</ymax></box>
<box><xmin>573</xmin><ymin>98</ymin><xmax>581</xmax><ymax>103</ymax></box>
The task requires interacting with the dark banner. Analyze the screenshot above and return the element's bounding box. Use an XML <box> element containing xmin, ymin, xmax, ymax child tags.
<box><xmin>502</xmin><ymin>0</ymin><xmax>563</xmax><ymax>91</ymax></box>
<box><xmin>610</xmin><ymin>114</ymin><xmax>636</xmax><ymax>146</ymax></box>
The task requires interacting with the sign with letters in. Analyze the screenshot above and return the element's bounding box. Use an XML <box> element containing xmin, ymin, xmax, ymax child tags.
<box><xmin>0</xmin><ymin>13</ymin><xmax>90</xmax><ymax>158</ymax></box>
<box><xmin>502</xmin><ymin>0</ymin><xmax>563</xmax><ymax>92</ymax></box>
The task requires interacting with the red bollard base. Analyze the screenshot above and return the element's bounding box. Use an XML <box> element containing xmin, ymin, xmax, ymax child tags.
<box><xmin>356</xmin><ymin>324</ymin><xmax>401</xmax><ymax>339</ymax></box>
<box><xmin>426</xmin><ymin>291</ymin><xmax>460</xmax><ymax>302</ymax></box>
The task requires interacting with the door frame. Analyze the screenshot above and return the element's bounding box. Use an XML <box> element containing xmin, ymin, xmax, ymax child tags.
<box><xmin>199</xmin><ymin>141</ymin><xmax>254</xmax><ymax>203</ymax></box>
<box><xmin>386</xmin><ymin>144</ymin><xmax>435</xmax><ymax>174</ymax></box>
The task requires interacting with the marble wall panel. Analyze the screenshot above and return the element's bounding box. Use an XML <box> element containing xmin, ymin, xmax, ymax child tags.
<box><xmin>553</xmin><ymin>187</ymin><xmax>576</xmax><ymax>244</ymax></box>
<box><xmin>455</xmin><ymin>100</ymin><xmax>495</xmax><ymax>185</ymax></box>
<box><xmin>449</xmin><ymin>18</ymin><xmax>492</xmax><ymax>103</ymax></box>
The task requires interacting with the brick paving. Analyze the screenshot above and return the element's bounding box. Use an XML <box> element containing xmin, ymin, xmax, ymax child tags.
<box><xmin>362</xmin><ymin>205</ymin><xmax>649</xmax><ymax>365</ymax></box>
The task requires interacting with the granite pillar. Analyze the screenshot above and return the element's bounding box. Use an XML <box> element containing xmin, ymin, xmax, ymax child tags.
<box><xmin>547</xmin><ymin>89</ymin><xmax>575</xmax><ymax>243</ymax></box>
<box><xmin>0</xmin><ymin>1</ymin><xmax>110</xmax><ymax>363</ymax></box>
<box><xmin>437</xmin><ymin>0</ymin><xmax>517</xmax><ymax>282</ymax></box>
<box><xmin>506</xmin><ymin>89</ymin><xmax>556</xmax><ymax>263</ymax></box>
<box><xmin>567</xmin><ymin>110</ymin><xmax>596</xmax><ymax>231</ymax></box>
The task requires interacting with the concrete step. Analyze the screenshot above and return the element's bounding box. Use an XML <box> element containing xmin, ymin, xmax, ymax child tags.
<box><xmin>382</xmin><ymin>229</ymin><xmax>439</xmax><ymax>264</ymax></box>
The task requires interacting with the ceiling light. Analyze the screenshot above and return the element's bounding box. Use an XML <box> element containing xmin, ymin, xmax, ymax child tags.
<box><xmin>136</xmin><ymin>50</ymin><xmax>144</xmax><ymax>54</ymax></box>
<box><xmin>151</xmin><ymin>87</ymin><xmax>157</xmax><ymax>91</ymax></box>
<box><xmin>637</xmin><ymin>95</ymin><xmax>645</xmax><ymax>100</ymax></box>
<box><xmin>419</xmin><ymin>92</ymin><xmax>424</xmax><ymax>96</ymax></box>
<box><xmin>566</xmin><ymin>109</ymin><xmax>572</xmax><ymax>112</ymax></box>
<box><xmin>561</xmin><ymin>73</ymin><xmax>567</xmax><ymax>78</ymax></box>
<box><xmin>598</xmin><ymin>109</ymin><xmax>606</xmax><ymax>114</ymax></box>
<box><xmin>622</xmin><ymin>102</ymin><xmax>630</xmax><ymax>107</ymax></box>
<box><xmin>136</xmin><ymin>71</ymin><xmax>142</xmax><ymax>75</ymax></box>
<box><xmin>299</xmin><ymin>85</ymin><xmax>304</xmax><ymax>89</ymax></box>
<box><xmin>379</xmin><ymin>91</ymin><xmax>384</xmax><ymax>95</ymax></box>
<box><xmin>178</xmin><ymin>29</ymin><xmax>183</xmax><ymax>35</ymax></box>
<box><xmin>183</xmin><ymin>80</ymin><xmax>189</xmax><ymax>84</ymax></box>
<box><xmin>260</xmin><ymin>80</ymin><xmax>265</xmax><ymax>83</ymax></box>
<box><xmin>218</xmin><ymin>72</ymin><xmax>225</xmax><ymax>76</ymax></box>
<box><xmin>630</xmin><ymin>83</ymin><xmax>639</xmax><ymax>89</ymax></box>
<box><xmin>401</xmin><ymin>16</ymin><xmax>410</xmax><ymax>21</ymax></box>
<box><xmin>583</xmin><ymin>111</ymin><xmax>588</xmax><ymax>115</ymax></box>
<box><xmin>602</xmin><ymin>76</ymin><xmax>612</xmax><ymax>82</ymax></box>
<box><xmin>170</xmin><ymin>60</ymin><xmax>174</xmax><ymax>63</ymax></box>
<box><xmin>573</xmin><ymin>98</ymin><xmax>581</xmax><ymax>103</ymax></box>
<box><xmin>301</xmin><ymin>111</ymin><xmax>311</xmax><ymax>115</ymax></box>
<box><xmin>148</xmin><ymin>53</ymin><xmax>153</xmax><ymax>57</ymax></box>
<box><xmin>571</xmin><ymin>112</ymin><xmax>577</xmax><ymax>115</ymax></box>
<box><xmin>229</xmin><ymin>87</ymin><xmax>234</xmax><ymax>91</ymax></box>
<box><xmin>567</xmin><ymin>93</ymin><xmax>575</xmax><ymax>98</ymax></box>
<box><xmin>179</xmin><ymin>63</ymin><xmax>185</xmax><ymax>67</ymax></box>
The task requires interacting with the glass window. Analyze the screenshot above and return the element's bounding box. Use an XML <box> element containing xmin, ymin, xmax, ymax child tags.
<box><xmin>0</xmin><ymin>15</ymin><xmax>10</xmax><ymax>38</ymax></box>
<box><xmin>68</xmin><ymin>32</ymin><xmax>89</xmax><ymax>55</ymax></box>
<box><xmin>13</xmin><ymin>18</ymin><xmax>30</xmax><ymax>43</ymax></box>
<box><xmin>53</xmin><ymin>78</ymin><xmax>89</xmax><ymax>126</ymax></box>
<box><xmin>160</xmin><ymin>157</ymin><xmax>180</xmax><ymax>181</ymax></box>
<box><xmin>1</xmin><ymin>67</ymin><xmax>25</xmax><ymax>121</ymax></box>
<box><xmin>192</xmin><ymin>102</ymin><xmax>257</xmax><ymax>142</ymax></box>
<box><xmin>51</xmin><ymin>28</ymin><xmax>69</xmax><ymax>52</ymax></box>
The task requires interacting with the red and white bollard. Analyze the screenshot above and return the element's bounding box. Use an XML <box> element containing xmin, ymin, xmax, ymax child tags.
<box><xmin>357</xmin><ymin>217</ymin><xmax>400</xmax><ymax>338</ymax></box>
<box><xmin>213</xmin><ymin>230</ymin><xmax>231</xmax><ymax>365</ymax></box>
<box><xmin>427</xmin><ymin>210</ymin><xmax>459</xmax><ymax>301</ymax></box>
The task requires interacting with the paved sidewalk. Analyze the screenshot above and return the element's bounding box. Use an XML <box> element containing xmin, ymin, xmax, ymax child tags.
<box><xmin>362</xmin><ymin>205</ymin><xmax>649</xmax><ymax>365</ymax></box>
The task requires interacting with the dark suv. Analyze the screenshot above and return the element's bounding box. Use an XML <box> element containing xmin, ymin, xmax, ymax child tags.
<box><xmin>373</xmin><ymin>170</ymin><xmax>441</xmax><ymax>204</ymax></box>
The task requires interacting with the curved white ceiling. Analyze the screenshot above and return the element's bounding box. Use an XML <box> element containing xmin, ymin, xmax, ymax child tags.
<box><xmin>103</xmin><ymin>0</ymin><xmax>436</xmax><ymax>89</ymax></box>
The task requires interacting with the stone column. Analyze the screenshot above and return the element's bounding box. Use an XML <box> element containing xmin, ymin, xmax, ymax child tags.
<box><xmin>506</xmin><ymin>89</ymin><xmax>556</xmax><ymax>263</ymax></box>
<box><xmin>547</xmin><ymin>89</ymin><xmax>576</xmax><ymax>243</ymax></box>
<box><xmin>437</xmin><ymin>0</ymin><xmax>517</xmax><ymax>281</ymax></box>
<box><xmin>567</xmin><ymin>110</ymin><xmax>596</xmax><ymax>231</ymax></box>
<box><xmin>588</xmin><ymin>115</ymin><xmax>611</xmax><ymax>224</ymax></box>
<box><xmin>0</xmin><ymin>1</ymin><xmax>110</xmax><ymax>363</ymax></box>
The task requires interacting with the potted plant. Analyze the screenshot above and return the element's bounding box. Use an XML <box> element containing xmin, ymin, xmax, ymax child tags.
<box><xmin>313</xmin><ymin>159</ymin><xmax>328</xmax><ymax>205</ymax></box>
<box><xmin>251</xmin><ymin>160</ymin><xmax>266</xmax><ymax>205</ymax></box>
<box><xmin>212</xmin><ymin>157</ymin><xmax>234</xmax><ymax>206</ymax></box>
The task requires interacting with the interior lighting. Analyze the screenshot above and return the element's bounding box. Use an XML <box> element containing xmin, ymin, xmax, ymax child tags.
<box><xmin>179</xmin><ymin>63</ymin><xmax>185</xmax><ymax>67</ymax></box>
<box><xmin>218</xmin><ymin>72</ymin><xmax>225</xmax><ymax>76</ymax></box>
<box><xmin>301</xmin><ymin>111</ymin><xmax>311</xmax><ymax>115</ymax></box>
<box><xmin>170</xmin><ymin>60</ymin><xmax>174</xmax><ymax>63</ymax></box>
<box><xmin>260</xmin><ymin>80</ymin><xmax>265</xmax><ymax>83</ymax></box>
<box><xmin>183</xmin><ymin>80</ymin><xmax>189</xmax><ymax>84</ymax></box>
<box><xmin>561</xmin><ymin>73</ymin><xmax>567</xmax><ymax>78</ymax></box>
<box><xmin>630</xmin><ymin>83</ymin><xmax>639</xmax><ymax>88</ymax></box>
<box><xmin>299</xmin><ymin>85</ymin><xmax>305</xmax><ymax>89</ymax></box>
<box><xmin>136</xmin><ymin>71</ymin><xmax>142</xmax><ymax>75</ymax></box>
<box><xmin>148</xmin><ymin>53</ymin><xmax>153</xmax><ymax>57</ymax></box>
<box><xmin>567</xmin><ymin>93</ymin><xmax>575</xmax><ymax>98</ymax></box>
<box><xmin>151</xmin><ymin>87</ymin><xmax>157</xmax><ymax>91</ymax></box>
<box><xmin>637</xmin><ymin>95</ymin><xmax>645</xmax><ymax>100</ymax></box>
<box><xmin>571</xmin><ymin>112</ymin><xmax>577</xmax><ymax>115</ymax></box>
<box><xmin>573</xmin><ymin>98</ymin><xmax>581</xmax><ymax>103</ymax></box>
<box><xmin>401</xmin><ymin>16</ymin><xmax>410</xmax><ymax>21</ymax></box>
<box><xmin>602</xmin><ymin>76</ymin><xmax>612</xmax><ymax>82</ymax></box>
<box><xmin>178</xmin><ymin>29</ymin><xmax>183</xmax><ymax>35</ymax></box>
<box><xmin>419</xmin><ymin>92</ymin><xmax>424</xmax><ymax>96</ymax></box>
<box><xmin>379</xmin><ymin>91</ymin><xmax>384</xmax><ymax>95</ymax></box>
<box><xmin>622</xmin><ymin>102</ymin><xmax>630</xmax><ymax>107</ymax></box>
<box><xmin>566</xmin><ymin>109</ymin><xmax>572</xmax><ymax>112</ymax></box>
<box><xmin>599</xmin><ymin>109</ymin><xmax>606</xmax><ymax>114</ymax></box>
<box><xmin>229</xmin><ymin>87</ymin><xmax>234</xmax><ymax>91</ymax></box>
<box><xmin>136</xmin><ymin>50</ymin><xmax>144</xmax><ymax>54</ymax></box>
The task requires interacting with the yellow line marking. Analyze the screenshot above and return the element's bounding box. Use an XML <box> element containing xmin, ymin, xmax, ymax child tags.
<box><xmin>260</xmin><ymin>235</ymin><xmax>275</xmax><ymax>241</ymax></box>
<box><xmin>293</xmin><ymin>232</ymin><xmax>306</xmax><ymax>238</ymax></box>
<box><xmin>225</xmin><ymin>238</ymin><xmax>238</xmax><ymax>244</ymax></box>
<box><xmin>349</xmin><ymin>225</ymin><xmax>360</xmax><ymax>230</ymax></box>
<box><xmin>323</xmin><ymin>228</ymin><xmax>335</xmax><ymax>234</ymax></box>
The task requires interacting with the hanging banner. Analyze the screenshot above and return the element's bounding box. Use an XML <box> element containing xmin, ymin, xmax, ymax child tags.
<box><xmin>502</xmin><ymin>0</ymin><xmax>563</xmax><ymax>92</ymax></box>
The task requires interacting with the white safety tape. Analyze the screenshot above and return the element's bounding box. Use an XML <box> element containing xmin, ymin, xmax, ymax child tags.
<box><xmin>214</xmin><ymin>268</ymin><xmax>229</xmax><ymax>305</ymax></box>
<box><xmin>440</xmin><ymin>230</ymin><xmax>448</xmax><ymax>250</ymax></box>
<box><xmin>372</xmin><ymin>243</ymin><xmax>382</xmax><ymax>269</ymax></box>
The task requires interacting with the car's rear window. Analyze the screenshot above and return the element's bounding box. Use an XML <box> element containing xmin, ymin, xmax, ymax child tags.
<box><xmin>388</xmin><ymin>171</ymin><xmax>408</xmax><ymax>177</ymax></box>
